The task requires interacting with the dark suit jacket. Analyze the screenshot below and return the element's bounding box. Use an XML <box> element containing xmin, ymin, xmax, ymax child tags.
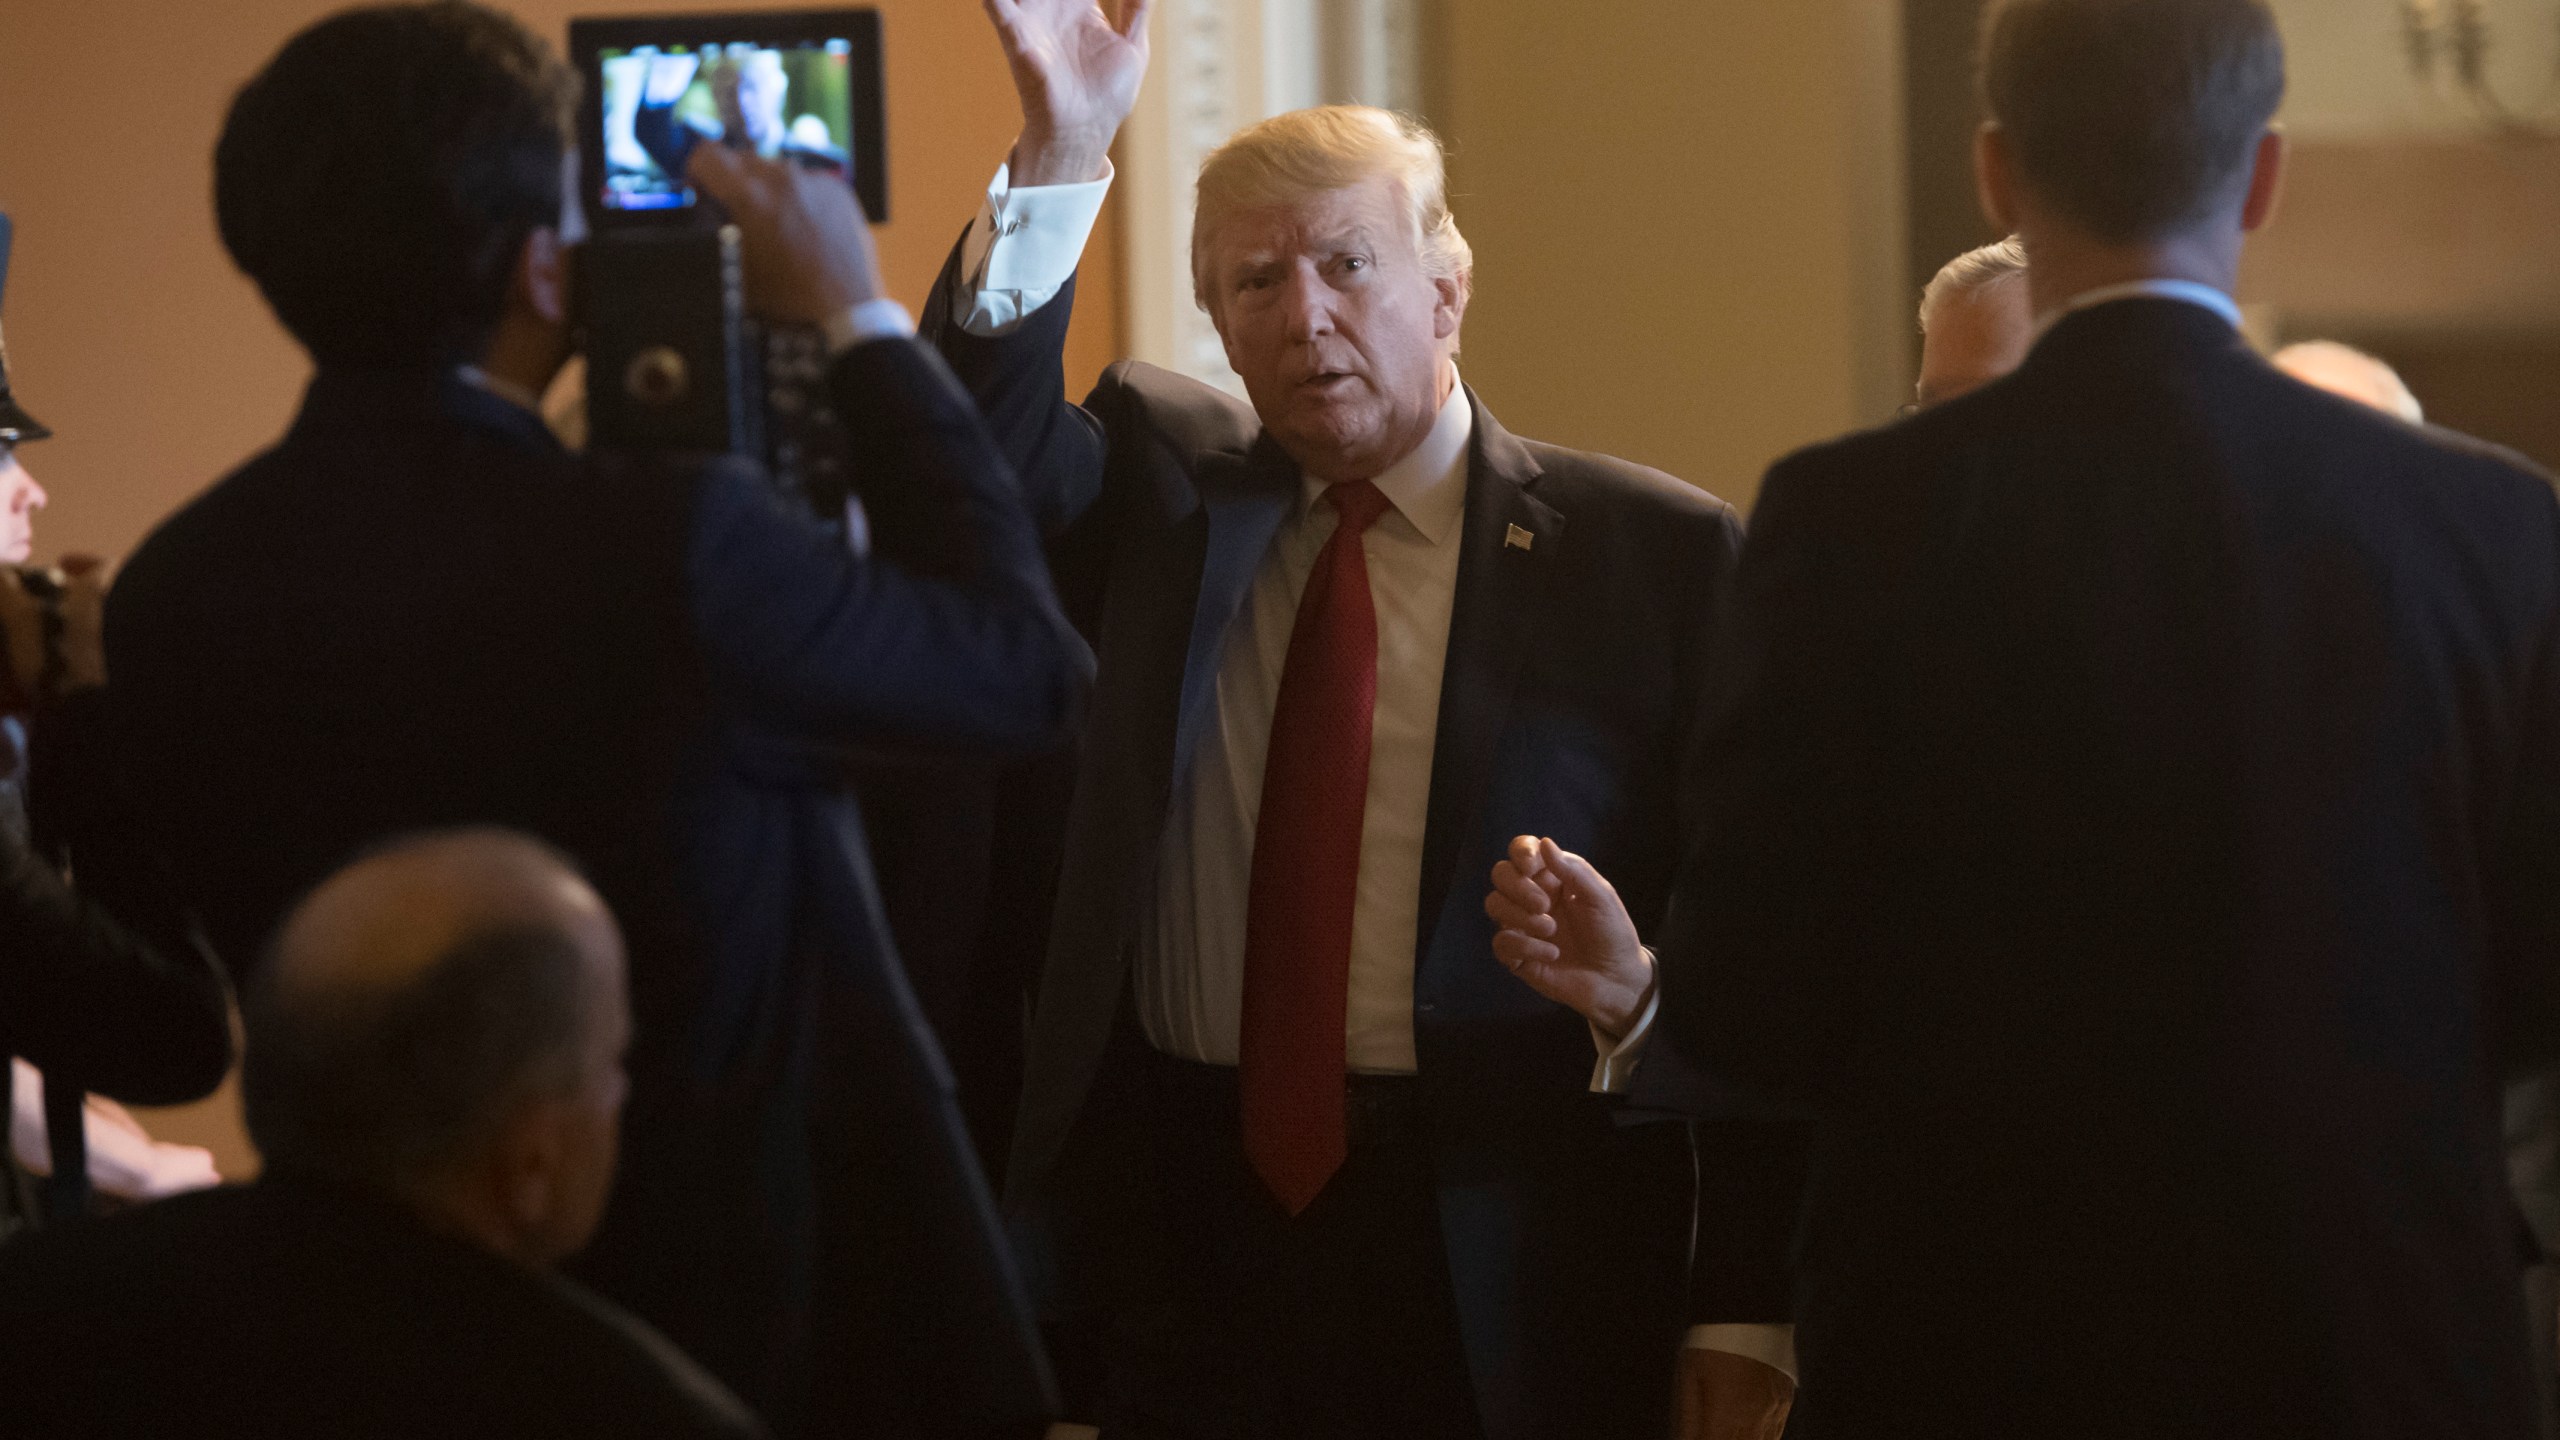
<box><xmin>1666</xmin><ymin>297</ymin><xmax>2560</xmax><ymax>1437</ymax></box>
<box><xmin>0</xmin><ymin>1175</ymin><xmax>765</xmax><ymax>1439</ymax></box>
<box><xmin>925</xmin><ymin>268</ymin><xmax>1801</xmax><ymax>1439</ymax></box>
<box><xmin>102</xmin><ymin>342</ymin><xmax>1091</xmax><ymax>1435</ymax></box>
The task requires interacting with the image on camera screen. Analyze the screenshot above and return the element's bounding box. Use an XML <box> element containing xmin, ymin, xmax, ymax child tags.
<box><xmin>597</xmin><ymin>39</ymin><xmax>856</xmax><ymax>211</ymax></box>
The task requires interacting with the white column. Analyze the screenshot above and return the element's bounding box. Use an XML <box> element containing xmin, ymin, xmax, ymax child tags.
<box><xmin>1114</xmin><ymin>0</ymin><xmax>1424</xmax><ymax>389</ymax></box>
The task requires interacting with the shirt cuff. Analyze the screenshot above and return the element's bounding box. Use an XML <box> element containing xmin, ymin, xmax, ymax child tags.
<box><xmin>819</xmin><ymin>298</ymin><xmax>917</xmax><ymax>358</ymax></box>
<box><xmin>954</xmin><ymin>160</ymin><xmax>1115</xmax><ymax>337</ymax></box>
<box><xmin>1684</xmin><ymin>1324</ymin><xmax>1798</xmax><ymax>1383</ymax></box>
<box><xmin>1587</xmin><ymin>948</ymin><xmax>1660</xmax><ymax>1094</ymax></box>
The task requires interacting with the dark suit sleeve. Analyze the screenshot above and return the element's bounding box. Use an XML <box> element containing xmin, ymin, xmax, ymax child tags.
<box><xmin>916</xmin><ymin>235</ymin><xmax>1110</xmax><ymax>541</ymax></box>
<box><xmin>1640</xmin><ymin>499</ymin><xmax>1811</xmax><ymax>1326</ymax></box>
<box><xmin>686</xmin><ymin>336</ymin><xmax>1093</xmax><ymax>751</ymax></box>
<box><xmin>2492</xmin><ymin>488</ymin><xmax>2560</xmax><ymax>1074</ymax></box>
<box><xmin>1659</xmin><ymin>454</ymin><xmax>1873</xmax><ymax>1105</ymax></box>
<box><xmin>3</xmin><ymin>689</ymin><xmax>232</xmax><ymax>1106</ymax></box>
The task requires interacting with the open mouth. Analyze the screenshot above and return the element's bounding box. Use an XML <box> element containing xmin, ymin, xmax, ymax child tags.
<box><xmin>1300</xmin><ymin>371</ymin><xmax>1358</xmax><ymax>393</ymax></box>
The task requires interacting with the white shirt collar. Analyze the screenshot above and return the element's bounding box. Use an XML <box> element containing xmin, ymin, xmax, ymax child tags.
<box><xmin>2033</xmin><ymin>279</ymin><xmax>2243</xmax><ymax>344</ymax></box>
<box><xmin>1298</xmin><ymin>370</ymin><xmax>1474</xmax><ymax>547</ymax></box>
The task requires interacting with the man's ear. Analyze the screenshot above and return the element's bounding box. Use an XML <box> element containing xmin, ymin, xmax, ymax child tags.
<box><xmin>2239</xmin><ymin>128</ymin><xmax>2289</xmax><ymax>235</ymax></box>
<box><xmin>513</xmin><ymin>226</ymin><xmax>571</xmax><ymax>329</ymax></box>
<box><xmin>1433</xmin><ymin>271</ymin><xmax>1469</xmax><ymax>344</ymax></box>
<box><xmin>1975</xmin><ymin>123</ymin><xmax>2021</xmax><ymax>235</ymax></box>
<box><xmin>490</xmin><ymin>1097</ymin><xmax>568</xmax><ymax>1240</ymax></box>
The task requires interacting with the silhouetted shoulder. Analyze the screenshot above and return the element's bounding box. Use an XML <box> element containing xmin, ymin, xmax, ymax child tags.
<box><xmin>1092</xmin><ymin>359</ymin><xmax>1266</xmax><ymax>459</ymax></box>
<box><xmin>1517</xmin><ymin>435</ymin><xmax>1740</xmax><ymax>530</ymax></box>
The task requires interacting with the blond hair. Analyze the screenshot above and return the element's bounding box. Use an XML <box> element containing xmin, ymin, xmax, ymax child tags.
<box><xmin>1190</xmin><ymin>105</ymin><xmax>1473</xmax><ymax>315</ymax></box>
<box><xmin>1919</xmin><ymin>236</ymin><xmax>2030</xmax><ymax>334</ymax></box>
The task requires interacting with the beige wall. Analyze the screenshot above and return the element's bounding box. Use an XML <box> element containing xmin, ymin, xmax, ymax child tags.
<box><xmin>1436</xmin><ymin>0</ymin><xmax>1910</xmax><ymax>513</ymax></box>
<box><xmin>2270</xmin><ymin>0</ymin><xmax>2560</xmax><ymax>139</ymax></box>
<box><xmin>0</xmin><ymin>0</ymin><xmax>1121</xmax><ymax>565</ymax></box>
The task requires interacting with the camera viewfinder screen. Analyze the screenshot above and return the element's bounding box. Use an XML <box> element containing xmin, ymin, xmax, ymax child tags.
<box><xmin>597</xmin><ymin>39</ymin><xmax>857</xmax><ymax>212</ymax></box>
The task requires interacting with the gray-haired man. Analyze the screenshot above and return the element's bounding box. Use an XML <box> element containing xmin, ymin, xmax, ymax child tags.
<box><xmin>921</xmin><ymin>3</ymin><xmax>1807</xmax><ymax>1436</ymax></box>
<box><xmin>1915</xmin><ymin>236</ymin><xmax>2032</xmax><ymax>409</ymax></box>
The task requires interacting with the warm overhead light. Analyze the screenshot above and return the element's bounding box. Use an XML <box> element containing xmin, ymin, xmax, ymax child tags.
<box><xmin>2402</xmin><ymin>0</ymin><xmax>2560</xmax><ymax>135</ymax></box>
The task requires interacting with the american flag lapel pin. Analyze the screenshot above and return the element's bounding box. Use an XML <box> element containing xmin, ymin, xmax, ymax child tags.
<box><xmin>1505</xmin><ymin>523</ymin><xmax>1535</xmax><ymax>552</ymax></box>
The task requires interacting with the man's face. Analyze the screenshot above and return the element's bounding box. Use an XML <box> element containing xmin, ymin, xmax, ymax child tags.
<box><xmin>524</xmin><ymin>914</ymin><xmax>630</xmax><ymax>1267</ymax></box>
<box><xmin>722</xmin><ymin>54</ymin><xmax>789</xmax><ymax>155</ymax></box>
<box><xmin>1203</xmin><ymin>175</ymin><xmax>1464</xmax><ymax>483</ymax></box>
<box><xmin>1916</xmin><ymin>279</ymin><xmax>2034</xmax><ymax>409</ymax></box>
<box><xmin>0</xmin><ymin>448</ymin><xmax>47</xmax><ymax>566</ymax></box>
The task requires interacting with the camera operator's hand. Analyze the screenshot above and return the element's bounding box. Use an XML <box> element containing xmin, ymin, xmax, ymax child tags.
<box><xmin>56</xmin><ymin>555</ymin><xmax>111</xmax><ymax>692</ymax></box>
<box><xmin>686</xmin><ymin>144</ymin><xmax>883</xmax><ymax>326</ymax></box>
<box><xmin>988</xmin><ymin>0</ymin><xmax>1153</xmax><ymax>187</ymax></box>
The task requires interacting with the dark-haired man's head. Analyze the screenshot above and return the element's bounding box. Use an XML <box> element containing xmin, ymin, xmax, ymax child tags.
<box><xmin>1974</xmin><ymin>0</ymin><xmax>2288</xmax><ymax>310</ymax></box>
<box><xmin>243</xmin><ymin>828</ymin><xmax>629</xmax><ymax>1269</ymax></box>
<box><xmin>215</xmin><ymin>2</ymin><xmax>582</xmax><ymax>383</ymax></box>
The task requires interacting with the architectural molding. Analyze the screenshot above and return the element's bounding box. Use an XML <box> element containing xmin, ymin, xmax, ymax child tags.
<box><xmin>1117</xmin><ymin>0</ymin><xmax>1430</xmax><ymax>390</ymax></box>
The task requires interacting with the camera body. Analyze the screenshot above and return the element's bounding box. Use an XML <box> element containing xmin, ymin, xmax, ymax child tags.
<box><xmin>568</xmin><ymin>9</ymin><xmax>885</xmax><ymax>518</ymax></box>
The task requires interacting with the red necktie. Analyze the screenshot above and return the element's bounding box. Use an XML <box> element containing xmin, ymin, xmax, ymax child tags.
<box><xmin>1240</xmin><ymin>478</ymin><xmax>1393</xmax><ymax>1216</ymax></box>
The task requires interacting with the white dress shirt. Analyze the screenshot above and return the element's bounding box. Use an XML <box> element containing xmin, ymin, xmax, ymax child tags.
<box><xmin>1141</xmin><ymin>378</ymin><xmax>1472</xmax><ymax>1073</ymax></box>
<box><xmin>953</xmin><ymin>158</ymin><xmax>1786</xmax><ymax>1372</ymax></box>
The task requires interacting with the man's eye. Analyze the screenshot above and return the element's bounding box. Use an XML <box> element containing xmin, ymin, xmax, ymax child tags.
<box><xmin>1340</xmin><ymin>256</ymin><xmax>1368</xmax><ymax>273</ymax></box>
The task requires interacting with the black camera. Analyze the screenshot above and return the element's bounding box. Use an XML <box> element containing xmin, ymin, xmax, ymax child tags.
<box><xmin>568</xmin><ymin>9</ymin><xmax>886</xmax><ymax>518</ymax></box>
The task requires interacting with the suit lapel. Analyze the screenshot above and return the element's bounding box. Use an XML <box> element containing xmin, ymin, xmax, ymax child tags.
<box><xmin>1416</xmin><ymin>394</ymin><xmax>1562</xmax><ymax>965</ymax></box>
<box><xmin>1171</xmin><ymin>437</ymin><xmax>1299</xmax><ymax>786</ymax></box>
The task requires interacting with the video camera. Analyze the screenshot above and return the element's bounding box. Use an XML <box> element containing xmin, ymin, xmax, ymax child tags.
<box><xmin>569</xmin><ymin>9</ymin><xmax>886</xmax><ymax>519</ymax></box>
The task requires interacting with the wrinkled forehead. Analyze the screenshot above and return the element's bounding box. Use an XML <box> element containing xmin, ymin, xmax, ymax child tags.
<box><xmin>1202</xmin><ymin>173</ymin><xmax>1414</xmax><ymax>274</ymax></box>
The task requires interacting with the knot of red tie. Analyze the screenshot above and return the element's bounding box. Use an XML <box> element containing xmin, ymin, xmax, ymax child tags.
<box><xmin>1326</xmin><ymin>478</ymin><xmax>1392</xmax><ymax>534</ymax></box>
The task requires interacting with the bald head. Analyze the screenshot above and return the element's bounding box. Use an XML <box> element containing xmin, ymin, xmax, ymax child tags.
<box><xmin>2273</xmin><ymin>341</ymin><xmax>2423</xmax><ymax>424</ymax></box>
<box><xmin>271</xmin><ymin>829</ymin><xmax>616</xmax><ymax>1002</ymax></box>
<box><xmin>245</xmin><ymin>829</ymin><xmax>628</xmax><ymax>1264</ymax></box>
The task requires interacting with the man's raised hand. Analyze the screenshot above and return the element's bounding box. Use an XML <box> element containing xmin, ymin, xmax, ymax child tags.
<box><xmin>686</xmin><ymin>144</ymin><xmax>883</xmax><ymax>325</ymax></box>
<box><xmin>1485</xmin><ymin>836</ymin><xmax>1655</xmax><ymax>1038</ymax></box>
<box><xmin>986</xmin><ymin>0</ymin><xmax>1153</xmax><ymax>187</ymax></box>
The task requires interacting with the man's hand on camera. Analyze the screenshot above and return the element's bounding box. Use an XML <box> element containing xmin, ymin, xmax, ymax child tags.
<box><xmin>685</xmin><ymin>144</ymin><xmax>884</xmax><ymax>325</ymax></box>
<box><xmin>987</xmin><ymin>0</ymin><xmax>1153</xmax><ymax>187</ymax></box>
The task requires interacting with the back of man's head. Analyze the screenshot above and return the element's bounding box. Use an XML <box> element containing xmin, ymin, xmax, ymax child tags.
<box><xmin>1916</xmin><ymin>237</ymin><xmax>2035</xmax><ymax>408</ymax></box>
<box><xmin>215</xmin><ymin>1</ymin><xmax>577</xmax><ymax>370</ymax></box>
<box><xmin>1980</xmin><ymin>0</ymin><xmax>2285</xmax><ymax>244</ymax></box>
<box><xmin>243</xmin><ymin>828</ymin><xmax>628</xmax><ymax>1267</ymax></box>
<box><xmin>1920</xmin><ymin>236</ymin><xmax>2030</xmax><ymax>337</ymax></box>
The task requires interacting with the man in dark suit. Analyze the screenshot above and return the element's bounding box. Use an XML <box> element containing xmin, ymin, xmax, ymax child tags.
<box><xmin>0</xmin><ymin>829</ymin><xmax>764</xmax><ymax>1439</ymax></box>
<box><xmin>917</xmin><ymin>5</ymin><xmax>1804</xmax><ymax>1437</ymax></box>
<box><xmin>99</xmin><ymin>6</ymin><xmax>1090</xmax><ymax>1435</ymax></box>
<box><xmin>1487</xmin><ymin>0</ymin><xmax>2560</xmax><ymax>1433</ymax></box>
